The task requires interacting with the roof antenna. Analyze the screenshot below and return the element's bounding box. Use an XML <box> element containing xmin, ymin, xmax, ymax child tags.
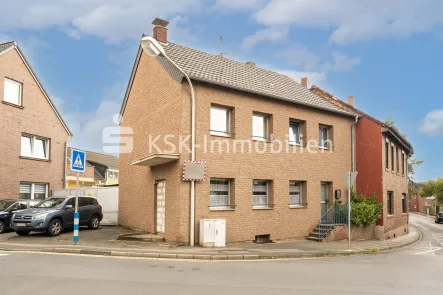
<box><xmin>216</xmin><ymin>32</ymin><xmax>227</xmax><ymax>57</ymax></box>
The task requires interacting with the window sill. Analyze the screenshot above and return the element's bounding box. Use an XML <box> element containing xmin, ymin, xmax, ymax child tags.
<box><xmin>385</xmin><ymin>168</ymin><xmax>390</xmax><ymax>172</ymax></box>
<box><xmin>20</xmin><ymin>156</ymin><xmax>50</xmax><ymax>162</ymax></box>
<box><xmin>387</xmin><ymin>215</ymin><xmax>395</xmax><ymax>219</ymax></box>
<box><xmin>402</xmin><ymin>213</ymin><xmax>408</xmax><ymax>216</ymax></box>
<box><xmin>289</xmin><ymin>205</ymin><xmax>307</xmax><ymax>209</ymax></box>
<box><xmin>252</xmin><ymin>205</ymin><xmax>274</xmax><ymax>210</ymax></box>
<box><xmin>2</xmin><ymin>100</ymin><xmax>23</xmax><ymax>109</ymax></box>
<box><xmin>289</xmin><ymin>142</ymin><xmax>303</xmax><ymax>147</ymax></box>
<box><xmin>210</xmin><ymin>131</ymin><xmax>234</xmax><ymax>138</ymax></box>
<box><xmin>252</xmin><ymin>138</ymin><xmax>270</xmax><ymax>143</ymax></box>
<box><xmin>209</xmin><ymin>207</ymin><xmax>235</xmax><ymax>212</ymax></box>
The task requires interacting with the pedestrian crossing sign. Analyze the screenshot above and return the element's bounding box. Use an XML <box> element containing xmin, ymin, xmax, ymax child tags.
<box><xmin>71</xmin><ymin>149</ymin><xmax>86</xmax><ymax>173</ymax></box>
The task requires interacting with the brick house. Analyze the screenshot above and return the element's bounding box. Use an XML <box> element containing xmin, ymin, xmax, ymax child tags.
<box><xmin>118</xmin><ymin>19</ymin><xmax>361</xmax><ymax>245</ymax></box>
<box><xmin>311</xmin><ymin>86</ymin><xmax>413</xmax><ymax>239</ymax></box>
<box><xmin>0</xmin><ymin>41</ymin><xmax>71</xmax><ymax>200</ymax></box>
<box><xmin>408</xmin><ymin>182</ymin><xmax>423</xmax><ymax>213</ymax></box>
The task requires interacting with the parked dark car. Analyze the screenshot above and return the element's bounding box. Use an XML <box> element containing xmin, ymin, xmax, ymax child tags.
<box><xmin>0</xmin><ymin>199</ymin><xmax>40</xmax><ymax>234</ymax></box>
<box><xmin>10</xmin><ymin>196</ymin><xmax>103</xmax><ymax>237</ymax></box>
<box><xmin>435</xmin><ymin>212</ymin><xmax>443</xmax><ymax>224</ymax></box>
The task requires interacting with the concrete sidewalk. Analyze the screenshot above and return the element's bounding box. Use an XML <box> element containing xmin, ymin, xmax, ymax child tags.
<box><xmin>0</xmin><ymin>226</ymin><xmax>421</xmax><ymax>260</ymax></box>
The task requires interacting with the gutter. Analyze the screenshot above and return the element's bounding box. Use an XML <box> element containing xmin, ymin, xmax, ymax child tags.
<box><xmin>351</xmin><ymin>116</ymin><xmax>359</xmax><ymax>172</ymax></box>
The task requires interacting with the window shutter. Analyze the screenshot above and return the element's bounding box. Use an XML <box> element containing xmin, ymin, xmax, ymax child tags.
<box><xmin>34</xmin><ymin>184</ymin><xmax>46</xmax><ymax>194</ymax></box>
<box><xmin>20</xmin><ymin>183</ymin><xmax>31</xmax><ymax>193</ymax></box>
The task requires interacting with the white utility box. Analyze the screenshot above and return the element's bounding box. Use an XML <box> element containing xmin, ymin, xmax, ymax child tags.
<box><xmin>199</xmin><ymin>219</ymin><xmax>226</xmax><ymax>247</ymax></box>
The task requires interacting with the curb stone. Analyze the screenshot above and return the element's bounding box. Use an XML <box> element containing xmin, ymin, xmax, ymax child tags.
<box><xmin>0</xmin><ymin>227</ymin><xmax>421</xmax><ymax>261</ymax></box>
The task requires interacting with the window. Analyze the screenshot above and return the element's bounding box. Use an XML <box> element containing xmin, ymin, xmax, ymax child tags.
<box><xmin>79</xmin><ymin>197</ymin><xmax>95</xmax><ymax>207</ymax></box>
<box><xmin>391</xmin><ymin>145</ymin><xmax>395</xmax><ymax>170</ymax></box>
<box><xmin>385</xmin><ymin>141</ymin><xmax>389</xmax><ymax>169</ymax></box>
<box><xmin>387</xmin><ymin>191</ymin><xmax>394</xmax><ymax>215</ymax></box>
<box><xmin>253</xmin><ymin>180</ymin><xmax>271</xmax><ymax>207</ymax></box>
<box><xmin>210</xmin><ymin>179</ymin><xmax>231</xmax><ymax>208</ymax></box>
<box><xmin>19</xmin><ymin>182</ymin><xmax>48</xmax><ymax>200</ymax></box>
<box><xmin>402</xmin><ymin>152</ymin><xmax>405</xmax><ymax>175</ymax></box>
<box><xmin>4</xmin><ymin>78</ymin><xmax>22</xmax><ymax>105</ymax></box>
<box><xmin>252</xmin><ymin>113</ymin><xmax>269</xmax><ymax>141</ymax></box>
<box><xmin>21</xmin><ymin>134</ymin><xmax>50</xmax><ymax>159</ymax></box>
<box><xmin>289</xmin><ymin>181</ymin><xmax>305</xmax><ymax>207</ymax></box>
<box><xmin>289</xmin><ymin>121</ymin><xmax>301</xmax><ymax>145</ymax></box>
<box><xmin>396</xmin><ymin>147</ymin><xmax>399</xmax><ymax>172</ymax></box>
<box><xmin>210</xmin><ymin>106</ymin><xmax>231</xmax><ymax>136</ymax></box>
<box><xmin>402</xmin><ymin>193</ymin><xmax>407</xmax><ymax>213</ymax></box>
<box><xmin>319</xmin><ymin>126</ymin><xmax>329</xmax><ymax>148</ymax></box>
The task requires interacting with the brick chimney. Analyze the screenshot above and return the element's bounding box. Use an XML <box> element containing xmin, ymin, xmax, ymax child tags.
<box><xmin>152</xmin><ymin>18</ymin><xmax>169</xmax><ymax>43</ymax></box>
<box><xmin>301</xmin><ymin>77</ymin><xmax>308</xmax><ymax>88</ymax></box>
<box><xmin>348</xmin><ymin>96</ymin><xmax>354</xmax><ymax>107</ymax></box>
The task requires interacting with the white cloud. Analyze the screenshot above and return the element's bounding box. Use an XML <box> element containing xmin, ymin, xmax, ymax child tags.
<box><xmin>279</xmin><ymin>46</ymin><xmax>360</xmax><ymax>73</ymax></box>
<box><xmin>0</xmin><ymin>0</ymin><xmax>203</xmax><ymax>43</ymax></box>
<box><xmin>418</xmin><ymin>109</ymin><xmax>443</xmax><ymax>137</ymax></box>
<box><xmin>56</xmin><ymin>83</ymin><xmax>125</xmax><ymax>153</ymax></box>
<box><xmin>326</xmin><ymin>52</ymin><xmax>361</xmax><ymax>72</ymax></box>
<box><xmin>254</xmin><ymin>0</ymin><xmax>443</xmax><ymax>44</ymax></box>
<box><xmin>213</xmin><ymin>0</ymin><xmax>266</xmax><ymax>10</ymax></box>
<box><xmin>241</xmin><ymin>27</ymin><xmax>288</xmax><ymax>51</ymax></box>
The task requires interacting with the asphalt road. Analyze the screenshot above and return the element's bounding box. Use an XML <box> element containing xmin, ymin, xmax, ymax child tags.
<box><xmin>0</xmin><ymin>213</ymin><xmax>442</xmax><ymax>295</ymax></box>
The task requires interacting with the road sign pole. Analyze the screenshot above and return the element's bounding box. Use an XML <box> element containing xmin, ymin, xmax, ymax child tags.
<box><xmin>70</xmin><ymin>149</ymin><xmax>86</xmax><ymax>245</ymax></box>
<box><xmin>348</xmin><ymin>172</ymin><xmax>351</xmax><ymax>248</ymax></box>
<box><xmin>74</xmin><ymin>172</ymin><xmax>79</xmax><ymax>244</ymax></box>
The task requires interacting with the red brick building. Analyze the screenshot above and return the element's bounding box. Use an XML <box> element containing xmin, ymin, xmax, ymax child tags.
<box><xmin>311</xmin><ymin>86</ymin><xmax>413</xmax><ymax>239</ymax></box>
<box><xmin>0</xmin><ymin>41</ymin><xmax>71</xmax><ymax>200</ymax></box>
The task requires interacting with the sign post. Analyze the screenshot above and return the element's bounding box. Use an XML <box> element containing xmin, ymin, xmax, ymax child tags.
<box><xmin>344</xmin><ymin>171</ymin><xmax>358</xmax><ymax>248</ymax></box>
<box><xmin>70</xmin><ymin>149</ymin><xmax>86</xmax><ymax>244</ymax></box>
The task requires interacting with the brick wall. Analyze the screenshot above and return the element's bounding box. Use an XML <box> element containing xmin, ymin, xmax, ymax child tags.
<box><xmin>324</xmin><ymin>225</ymin><xmax>376</xmax><ymax>241</ymax></box>
<box><xmin>119</xmin><ymin>50</ymin><xmax>189</xmax><ymax>243</ymax></box>
<box><xmin>382</xmin><ymin>135</ymin><xmax>409</xmax><ymax>238</ymax></box>
<box><xmin>0</xmin><ymin>48</ymin><xmax>69</xmax><ymax>199</ymax></box>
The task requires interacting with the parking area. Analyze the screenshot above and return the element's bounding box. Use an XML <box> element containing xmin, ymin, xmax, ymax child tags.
<box><xmin>0</xmin><ymin>226</ymin><xmax>161</xmax><ymax>248</ymax></box>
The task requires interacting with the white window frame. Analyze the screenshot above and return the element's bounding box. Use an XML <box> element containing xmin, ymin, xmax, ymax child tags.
<box><xmin>319</xmin><ymin>126</ymin><xmax>329</xmax><ymax>149</ymax></box>
<box><xmin>19</xmin><ymin>182</ymin><xmax>48</xmax><ymax>200</ymax></box>
<box><xmin>289</xmin><ymin>121</ymin><xmax>301</xmax><ymax>145</ymax></box>
<box><xmin>252</xmin><ymin>113</ymin><xmax>269</xmax><ymax>141</ymax></box>
<box><xmin>4</xmin><ymin>78</ymin><xmax>22</xmax><ymax>106</ymax></box>
<box><xmin>21</xmin><ymin>134</ymin><xmax>50</xmax><ymax>160</ymax></box>
<box><xmin>391</xmin><ymin>143</ymin><xmax>395</xmax><ymax>171</ymax></box>
<box><xmin>289</xmin><ymin>181</ymin><xmax>305</xmax><ymax>208</ymax></box>
<box><xmin>210</xmin><ymin>106</ymin><xmax>231</xmax><ymax>137</ymax></box>
<box><xmin>252</xmin><ymin>180</ymin><xmax>272</xmax><ymax>209</ymax></box>
<box><xmin>209</xmin><ymin>178</ymin><xmax>232</xmax><ymax>210</ymax></box>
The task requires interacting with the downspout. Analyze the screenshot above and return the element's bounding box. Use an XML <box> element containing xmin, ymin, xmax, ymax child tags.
<box><xmin>161</xmin><ymin>54</ymin><xmax>196</xmax><ymax>246</ymax></box>
<box><xmin>64</xmin><ymin>138</ymin><xmax>71</xmax><ymax>189</ymax></box>
<box><xmin>351</xmin><ymin>116</ymin><xmax>359</xmax><ymax>172</ymax></box>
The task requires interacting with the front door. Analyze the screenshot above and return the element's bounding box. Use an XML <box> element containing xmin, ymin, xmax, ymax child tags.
<box><xmin>156</xmin><ymin>181</ymin><xmax>166</xmax><ymax>233</ymax></box>
<box><xmin>320</xmin><ymin>183</ymin><xmax>329</xmax><ymax>218</ymax></box>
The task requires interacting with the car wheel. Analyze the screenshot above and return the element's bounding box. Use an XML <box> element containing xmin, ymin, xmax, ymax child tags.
<box><xmin>88</xmin><ymin>215</ymin><xmax>100</xmax><ymax>230</ymax></box>
<box><xmin>0</xmin><ymin>221</ymin><xmax>5</xmax><ymax>234</ymax></box>
<box><xmin>47</xmin><ymin>219</ymin><xmax>63</xmax><ymax>237</ymax></box>
<box><xmin>16</xmin><ymin>231</ymin><xmax>30</xmax><ymax>236</ymax></box>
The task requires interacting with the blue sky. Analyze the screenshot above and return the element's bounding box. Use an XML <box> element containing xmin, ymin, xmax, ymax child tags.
<box><xmin>1</xmin><ymin>1</ymin><xmax>442</xmax><ymax>182</ymax></box>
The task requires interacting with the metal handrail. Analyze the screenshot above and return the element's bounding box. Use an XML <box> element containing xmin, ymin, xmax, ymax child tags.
<box><xmin>318</xmin><ymin>204</ymin><xmax>348</xmax><ymax>240</ymax></box>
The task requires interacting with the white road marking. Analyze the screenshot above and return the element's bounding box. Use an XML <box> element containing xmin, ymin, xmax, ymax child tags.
<box><xmin>413</xmin><ymin>245</ymin><xmax>442</xmax><ymax>255</ymax></box>
<box><xmin>0</xmin><ymin>254</ymin><xmax>9</xmax><ymax>257</ymax></box>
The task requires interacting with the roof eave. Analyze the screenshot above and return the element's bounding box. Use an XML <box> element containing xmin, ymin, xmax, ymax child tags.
<box><xmin>382</xmin><ymin>126</ymin><xmax>414</xmax><ymax>155</ymax></box>
<box><xmin>190</xmin><ymin>76</ymin><xmax>356</xmax><ymax>118</ymax></box>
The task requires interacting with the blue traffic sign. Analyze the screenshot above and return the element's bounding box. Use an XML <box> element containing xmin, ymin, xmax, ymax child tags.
<box><xmin>71</xmin><ymin>149</ymin><xmax>86</xmax><ymax>173</ymax></box>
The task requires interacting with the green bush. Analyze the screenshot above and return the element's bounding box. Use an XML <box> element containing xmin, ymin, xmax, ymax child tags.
<box><xmin>350</xmin><ymin>190</ymin><xmax>383</xmax><ymax>226</ymax></box>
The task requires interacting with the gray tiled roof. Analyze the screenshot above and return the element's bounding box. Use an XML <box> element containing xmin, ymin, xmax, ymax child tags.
<box><xmin>0</xmin><ymin>41</ymin><xmax>15</xmax><ymax>54</ymax></box>
<box><xmin>160</xmin><ymin>42</ymin><xmax>354</xmax><ymax>116</ymax></box>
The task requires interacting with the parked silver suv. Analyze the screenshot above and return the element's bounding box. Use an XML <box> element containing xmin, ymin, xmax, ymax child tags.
<box><xmin>11</xmin><ymin>196</ymin><xmax>103</xmax><ymax>237</ymax></box>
